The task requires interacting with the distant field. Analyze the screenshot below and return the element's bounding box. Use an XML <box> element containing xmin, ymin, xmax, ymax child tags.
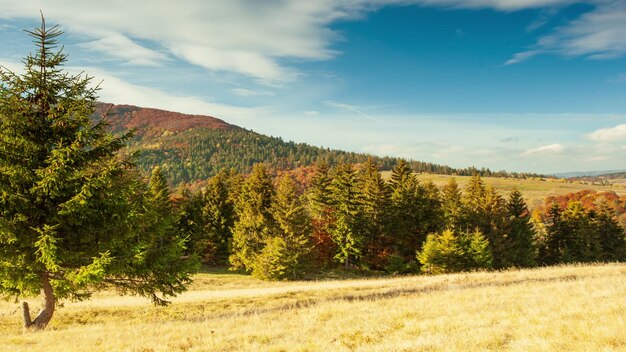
<box><xmin>382</xmin><ymin>173</ymin><xmax>626</xmax><ymax>209</ymax></box>
<box><xmin>1</xmin><ymin>264</ymin><xmax>625</xmax><ymax>351</ymax></box>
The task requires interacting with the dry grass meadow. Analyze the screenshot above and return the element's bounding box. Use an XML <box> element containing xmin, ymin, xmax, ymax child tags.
<box><xmin>1</xmin><ymin>264</ymin><xmax>624</xmax><ymax>351</ymax></box>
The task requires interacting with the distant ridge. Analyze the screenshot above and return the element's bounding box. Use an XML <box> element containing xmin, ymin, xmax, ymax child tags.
<box><xmin>553</xmin><ymin>170</ymin><xmax>626</xmax><ymax>179</ymax></box>
<box><xmin>95</xmin><ymin>103</ymin><xmax>545</xmax><ymax>185</ymax></box>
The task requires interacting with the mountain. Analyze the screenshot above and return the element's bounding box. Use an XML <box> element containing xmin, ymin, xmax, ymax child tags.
<box><xmin>95</xmin><ymin>103</ymin><xmax>543</xmax><ymax>186</ymax></box>
<box><xmin>94</xmin><ymin>104</ymin><xmax>235</xmax><ymax>137</ymax></box>
<box><xmin>553</xmin><ymin>170</ymin><xmax>626</xmax><ymax>179</ymax></box>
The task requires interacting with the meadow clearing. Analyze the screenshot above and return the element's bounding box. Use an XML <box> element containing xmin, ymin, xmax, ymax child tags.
<box><xmin>1</xmin><ymin>263</ymin><xmax>624</xmax><ymax>351</ymax></box>
<box><xmin>409</xmin><ymin>173</ymin><xmax>626</xmax><ymax>209</ymax></box>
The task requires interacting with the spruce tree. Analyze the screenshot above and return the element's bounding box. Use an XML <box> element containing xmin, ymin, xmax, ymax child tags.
<box><xmin>195</xmin><ymin>170</ymin><xmax>235</xmax><ymax>265</ymax></box>
<box><xmin>417</xmin><ymin>229</ymin><xmax>465</xmax><ymax>274</ymax></box>
<box><xmin>441</xmin><ymin>177</ymin><xmax>464</xmax><ymax>230</ymax></box>
<box><xmin>253</xmin><ymin>175</ymin><xmax>312</xmax><ymax>280</ymax></box>
<box><xmin>417</xmin><ymin>228</ymin><xmax>493</xmax><ymax>274</ymax></box>
<box><xmin>0</xmin><ymin>20</ymin><xmax>196</xmax><ymax>330</ymax></box>
<box><xmin>561</xmin><ymin>202</ymin><xmax>601</xmax><ymax>262</ymax></box>
<box><xmin>329</xmin><ymin>163</ymin><xmax>363</xmax><ymax>268</ymax></box>
<box><xmin>465</xmin><ymin>229</ymin><xmax>493</xmax><ymax>270</ymax></box>
<box><xmin>482</xmin><ymin>185</ymin><xmax>510</xmax><ymax>268</ymax></box>
<box><xmin>148</xmin><ymin>167</ymin><xmax>172</xmax><ymax>217</ymax></box>
<box><xmin>593</xmin><ymin>202</ymin><xmax>626</xmax><ymax>262</ymax></box>
<box><xmin>462</xmin><ymin>176</ymin><xmax>509</xmax><ymax>268</ymax></box>
<box><xmin>358</xmin><ymin>158</ymin><xmax>391</xmax><ymax>269</ymax></box>
<box><xmin>506</xmin><ymin>188</ymin><xmax>535</xmax><ymax>267</ymax></box>
<box><xmin>147</xmin><ymin>167</ymin><xmax>174</xmax><ymax>249</ymax></box>
<box><xmin>307</xmin><ymin>161</ymin><xmax>336</xmax><ymax>267</ymax></box>
<box><xmin>420</xmin><ymin>180</ymin><xmax>444</xmax><ymax>237</ymax></box>
<box><xmin>251</xmin><ymin>237</ymin><xmax>292</xmax><ymax>281</ymax></box>
<box><xmin>183</xmin><ymin>170</ymin><xmax>235</xmax><ymax>265</ymax></box>
<box><xmin>230</xmin><ymin>164</ymin><xmax>275</xmax><ymax>271</ymax></box>
<box><xmin>389</xmin><ymin>159</ymin><xmax>413</xmax><ymax>189</ymax></box>
<box><xmin>539</xmin><ymin>204</ymin><xmax>565</xmax><ymax>265</ymax></box>
<box><xmin>176</xmin><ymin>186</ymin><xmax>206</xmax><ymax>261</ymax></box>
<box><xmin>463</xmin><ymin>174</ymin><xmax>487</xmax><ymax>231</ymax></box>
<box><xmin>388</xmin><ymin>162</ymin><xmax>423</xmax><ymax>259</ymax></box>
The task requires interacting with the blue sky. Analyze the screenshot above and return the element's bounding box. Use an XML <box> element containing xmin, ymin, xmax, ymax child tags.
<box><xmin>1</xmin><ymin>0</ymin><xmax>625</xmax><ymax>174</ymax></box>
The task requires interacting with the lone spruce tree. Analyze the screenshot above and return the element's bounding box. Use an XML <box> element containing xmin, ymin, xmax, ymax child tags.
<box><xmin>0</xmin><ymin>18</ymin><xmax>196</xmax><ymax>331</ymax></box>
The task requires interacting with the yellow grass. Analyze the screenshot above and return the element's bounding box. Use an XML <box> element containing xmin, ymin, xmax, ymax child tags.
<box><xmin>1</xmin><ymin>264</ymin><xmax>625</xmax><ymax>351</ymax></box>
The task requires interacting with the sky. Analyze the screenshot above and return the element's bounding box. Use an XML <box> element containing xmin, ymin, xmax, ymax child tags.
<box><xmin>0</xmin><ymin>0</ymin><xmax>625</xmax><ymax>174</ymax></box>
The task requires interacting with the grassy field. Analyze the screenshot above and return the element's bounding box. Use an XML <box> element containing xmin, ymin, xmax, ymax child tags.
<box><xmin>1</xmin><ymin>264</ymin><xmax>625</xmax><ymax>351</ymax></box>
<box><xmin>402</xmin><ymin>173</ymin><xmax>626</xmax><ymax>209</ymax></box>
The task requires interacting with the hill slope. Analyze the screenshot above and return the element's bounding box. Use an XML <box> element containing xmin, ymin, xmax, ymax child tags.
<box><xmin>96</xmin><ymin>103</ymin><xmax>541</xmax><ymax>185</ymax></box>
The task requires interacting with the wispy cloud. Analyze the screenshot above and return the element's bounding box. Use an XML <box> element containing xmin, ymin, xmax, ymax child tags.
<box><xmin>0</xmin><ymin>0</ymin><xmax>609</xmax><ymax>85</ymax></box>
<box><xmin>230</xmin><ymin>88</ymin><xmax>275</xmax><ymax>97</ymax></box>
<box><xmin>526</xmin><ymin>7</ymin><xmax>559</xmax><ymax>32</ymax></box>
<box><xmin>588</xmin><ymin>124</ymin><xmax>626</xmax><ymax>142</ymax></box>
<box><xmin>506</xmin><ymin>1</ymin><xmax>626</xmax><ymax>64</ymax></box>
<box><xmin>1</xmin><ymin>56</ymin><xmax>265</xmax><ymax>122</ymax></box>
<box><xmin>325</xmin><ymin>100</ymin><xmax>380</xmax><ymax>122</ymax></box>
<box><xmin>406</xmin><ymin>0</ymin><xmax>577</xmax><ymax>11</ymax></box>
<box><xmin>522</xmin><ymin>143</ymin><xmax>565</xmax><ymax>156</ymax></box>
<box><xmin>612</xmin><ymin>73</ymin><xmax>626</xmax><ymax>82</ymax></box>
<box><xmin>91</xmin><ymin>72</ymin><xmax>265</xmax><ymax>121</ymax></box>
<box><xmin>78</xmin><ymin>32</ymin><xmax>168</xmax><ymax>66</ymax></box>
<box><xmin>504</xmin><ymin>50</ymin><xmax>540</xmax><ymax>65</ymax></box>
<box><xmin>0</xmin><ymin>0</ymin><xmax>353</xmax><ymax>84</ymax></box>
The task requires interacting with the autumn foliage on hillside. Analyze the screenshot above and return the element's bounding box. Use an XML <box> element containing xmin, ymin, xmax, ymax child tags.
<box><xmin>534</xmin><ymin>190</ymin><xmax>626</xmax><ymax>225</ymax></box>
<box><xmin>94</xmin><ymin>103</ymin><xmax>234</xmax><ymax>137</ymax></box>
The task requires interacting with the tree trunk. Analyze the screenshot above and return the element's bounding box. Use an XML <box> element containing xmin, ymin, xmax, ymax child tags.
<box><xmin>345</xmin><ymin>254</ymin><xmax>350</xmax><ymax>269</ymax></box>
<box><xmin>22</xmin><ymin>272</ymin><xmax>55</xmax><ymax>332</ymax></box>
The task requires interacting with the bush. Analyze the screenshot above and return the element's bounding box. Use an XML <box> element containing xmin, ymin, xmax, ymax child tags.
<box><xmin>384</xmin><ymin>253</ymin><xmax>419</xmax><ymax>274</ymax></box>
<box><xmin>417</xmin><ymin>229</ymin><xmax>493</xmax><ymax>274</ymax></box>
<box><xmin>251</xmin><ymin>237</ymin><xmax>311</xmax><ymax>280</ymax></box>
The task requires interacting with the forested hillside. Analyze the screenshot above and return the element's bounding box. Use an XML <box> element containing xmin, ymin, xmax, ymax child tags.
<box><xmin>96</xmin><ymin>103</ymin><xmax>543</xmax><ymax>185</ymax></box>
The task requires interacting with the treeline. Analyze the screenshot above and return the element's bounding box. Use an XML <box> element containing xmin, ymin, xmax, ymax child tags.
<box><xmin>125</xmin><ymin>127</ymin><xmax>544</xmax><ymax>186</ymax></box>
<box><xmin>157</xmin><ymin>160</ymin><xmax>626</xmax><ymax>280</ymax></box>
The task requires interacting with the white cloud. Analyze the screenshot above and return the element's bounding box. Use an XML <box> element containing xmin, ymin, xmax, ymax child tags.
<box><xmin>324</xmin><ymin>100</ymin><xmax>380</xmax><ymax>122</ymax></box>
<box><xmin>0</xmin><ymin>0</ymin><xmax>349</xmax><ymax>84</ymax></box>
<box><xmin>522</xmin><ymin>143</ymin><xmax>565</xmax><ymax>156</ymax></box>
<box><xmin>0</xmin><ymin>60</ymin><xmax>22</xmax><ymax>73</ymax></box>
<box><xmin>2</xmin><ymin>56</ymin><xmax>263</xmax><ymax>122</ymax></box>
<box><xmin>230</xmin><ymin>88</ymin><xmax>275</xmax><ymax>97</ymax></box>
<box><xmin>507</xmin><ymin>1</ymin><xmax>626</xmax><ymax>64</ymax></box>
<box><xmin>0</xmin><ymin>0</ymin><xmax>607</xmax><ymax>84</ymax></box>
<box><xmin>504</xmin><ymin>50</ymin><xmax>540</xmax><ymax>65</ymax></box>
<box><xmin>90</xmin><ymin>72</ymin><xmax>265</xmax><ymax>122</ymax></box>
<box><xmin>169</xmin><ymin>44</ymin><xmax>298</xmax><ymax>84</ymax></box>
<box><xmin>588</xmin><ymin>124</ymin><xmax>626</xmax><ymax>142</ymax></box>
<box><xmin>78</xmin><ymin>32</ymin><xmax>168</xmax><ymax>66</ymax></box>
<box><xmin>407</xmin><ymin>0</ymin><xmax>576</xmax><ymax>11</ymax></box>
